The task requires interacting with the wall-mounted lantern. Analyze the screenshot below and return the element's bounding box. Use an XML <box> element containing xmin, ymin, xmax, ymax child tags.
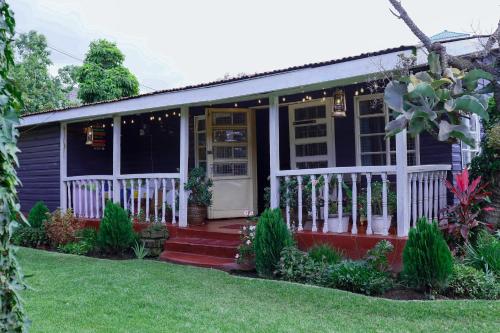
<box><xmin>332</xmin><ymin>89</ymin><xmax>347</xmax><ymax>117</ymax></box>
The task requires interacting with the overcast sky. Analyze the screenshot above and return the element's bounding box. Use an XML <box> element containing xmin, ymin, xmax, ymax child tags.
<box><xmin>10</xmin><ymin>0</ymin><xmax>500</xmax><ymax>93</ymax></box>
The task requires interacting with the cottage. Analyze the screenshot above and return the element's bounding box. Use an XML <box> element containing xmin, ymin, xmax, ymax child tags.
<box><xmin>17</xmin><ymin>34</ymin><xmax>483</xmax><ymax>268</ymax></box>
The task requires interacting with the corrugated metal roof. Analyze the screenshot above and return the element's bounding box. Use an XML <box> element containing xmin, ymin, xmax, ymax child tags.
<box><xmin>430</xmin><ymin>30</ymin><xmax>470</xmax><ymax>42</ymax></box>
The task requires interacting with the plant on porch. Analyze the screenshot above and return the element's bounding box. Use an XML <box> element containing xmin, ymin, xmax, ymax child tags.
<box><xmin>358</xmin><ymin>181</ymin><xmax>397</xmax><ymax>235</ymax></box>
<box><xmin>184</xmin><ymin>167</ymin><xmax>213</xmax><ymax>225</ymax></box>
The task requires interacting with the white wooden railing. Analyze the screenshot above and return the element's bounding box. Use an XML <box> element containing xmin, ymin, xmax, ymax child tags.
<box><xmin>276</xmin><ymin>164</ymin><xmax>450</xmax><ymax>236</ymax></box>
<box><xmin>63</xmin><ymin>173</ymin><xmax>180</xmax><ymax>223</ymax></box>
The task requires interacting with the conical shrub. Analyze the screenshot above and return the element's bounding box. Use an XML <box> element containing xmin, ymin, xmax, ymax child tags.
<box><xmin>254</xmin><ymin>208</ymin><xmax>293</xmax><ymax>277</ymax></box>
<box><xmin>97</xmin><ymin>201</ymin><xmax>136</xmax><ymax>254</ymax></box>
<box><xmin>402</xmin><ymin>218</ymin><xmax>453</xmax><ymax>291</ymax></box>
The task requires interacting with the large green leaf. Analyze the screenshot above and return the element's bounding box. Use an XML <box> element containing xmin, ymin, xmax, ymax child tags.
<box><xmin>407</xmin><ymin>82</ymin><xmax>438</xmax><ymax>102</ymax></box>
<box><xmin>385</xmin><ymin>115</ymin><xmax>408</xmax><ymax>137</ymax></box>
<box><xmin>454</xmin><ymin>95</ymin><xmax>489</xmax><ymax>121</ymax></box>
<box><xmin>383</xmin><ymin>81</ymin><xmax>406</xmax><ymax>113</ymax></box>
<box><xmin>463</xmin><ymin>69</ymin><xmax>494</xmax><ymax>91</ymax></box>
<box><xmin>438</xmin><ymin>120</ymin><xmax>474</xmax><ymax>146</ymax></box>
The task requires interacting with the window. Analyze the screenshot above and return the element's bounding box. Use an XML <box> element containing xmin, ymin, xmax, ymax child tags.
<box><xmin>355</xmin><ymin>94</ymin><xmax>419</xmax><ymax>166</ymax></box>
<box><xmin>194</xmin><ymin>116</ymin><xmax>207</xmax><ymax>171</ymax></box>
<box><xmin>289</xmin><ymin>99</ymin><xmax>335</xmax><ymax>169</ymax></box>
<box><xmin>461</xmin><ymin>114</ymin><xmax>481</xmax><ymax>168</ymax></box>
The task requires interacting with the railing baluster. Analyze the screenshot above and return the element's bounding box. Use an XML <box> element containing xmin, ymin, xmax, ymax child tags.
<box><xmin>89</xmin><ymin>181</ymin><xmax>94</xmax><ymax>218</ymax></box>
<box><xmin>78</xmin><ymin>181</ymin><xmax>83</xmax><ymax>217</ymax></box>
<box><xmin>161</xmin><ymin>178</ymin><xmax>166</xmax><ymax>223</ymax></box>
<box><xmin>154</xmin><ymin>178</ymin><xmax>159</xmax><ymax>223</ymax></box>
<box><xmin>107</xmin><ymin>180</ymin><xmax>112</xmax><ymax>211</ymax></box>
<box><xmin>423</xmin><ymin>172</ymin><xmax>429</xmax><ymax>221</ymax></box>
<box><xmin>366</xmin><ymin>173</ymin><xmax>372</xmax><ymax>235</ymax></box>
<box><xmin>101</xmin><ymin>181</ymin><xmax>105</xmax><ymax>216</ymax></box>
<box><xmin>297</xmin><ymin>176</ymin><xmax>303</xmax><ymax>232</ymax></box>
<box><xmin>382</xmin><ymin>173</ymin><xmax>388</xmax><ymax>236</ymax></box>
<box><xmin>311</xmin><ymin>175</ymin><xmax>317</xmax><ymax>232</ymax></box>
<box><xmin>351</xmin><ymin>173</ymin><xmax>357</xmax><ymax>235</ymax></box>
<box><xmin>122</xmin><ymin>179</ymin><xmax>127</xmax><ymax>212</ymax></box>
<box><xmin>434</xmin><ymin>172</ymin><xmax>439</xmax><ymax>221</ymax></box>
<box><xmin>95</xmin><ymin>181</ymin><xmax>100</xmax><ymax>218</ymax></box>
<box><xmin>285</xmin><ymin>176</ymin><xmax>290</xmax><ymax>230</ymax></box>
<box><xmin>137</xmin><ymin>179</ymin><xmax>142</xmax><ymax>215</ymax></box>
<box><xmin>130</xmin><ymin>179</ymin><xmax>135</xmax><ymax>217</ymax></box>
<box><xmin>418</xmin><ymin>173</ymin><xmax>423</xmax><ymax>219</ymax></box>
<box><xmin>66</xmin><ymin>182</ymin><xmax>71</xmax><ymax>212</ymax></box>
<box><xmin>428</xmin><ymin>173</ymin><xmax>434</xmax><ymax>221</ymax></box>
<box><xmin>146</xmin><ymin>178</ymin><xmax>150</xmax><ymax>222</ymax></box>
<box><xmin>84</xmin><ymin>180</ymin><xmax>88</xmax><ymax>218</ymax></box>
<box><xmin>411</xmin><ymin>173</ymin><xmax>417</xmax><ymax>227</ymax></box>
<box><xmin>439</xmin><ymin>171</ymin><xmax>446</xmax><ymax>218</ymax></box>
<box><xmin>171</xmin><ymin>178</ymin><xmax>176</xmax><ymax>224</ymax></box>
<box><xmin>337</xmin><ymin>174</ymin><xmax>343</xmax><ymax>233</ymax></box>
<box><xmin>72</xmin><ymin>181</ymin><xmax>77</xmax><ymax>217</ymax></box>
<box><xmin>322</xmin><ymin>175</ymin><xmax>329</xmax><ymax>233</ymax></box>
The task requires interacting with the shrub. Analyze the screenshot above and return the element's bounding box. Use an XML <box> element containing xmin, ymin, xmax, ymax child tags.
<box><xmin>446</xmin><ymin>263</ymin><xmax>499</xmax><ymax>300</ymax></box>
<box><xmin>236</xmin><ymin>223</ymin><xmax>256</xmax><ymax>264</ymax></box>
<box><xmin>132</xmin><ymin>241</ymin><xmax>149</xmax><ymax>259</ymax></box>
<box><xmin>184</xmin><ymin>167</ymin><xmax>213</xmax><ymax>207</ymax></box>
<box><xmin>308</xmin><ymin>244</ymin><xmax>342</xmax><ymax>265</ymax></box>
<box><xmin>402</xmin><ymin>218</ymin><xmax>453</xmax><ymax>291</ymax></box>
<box><xmin>254</xmin><ymin>208</ymin><xmax>293</xmax><ymax>277</ymax></box>
<box><xmin>45</xmin><ymin>209</ymin><xmax>82</xmax><ymax>246</ymax></box>
<box><xmin>76</xmin><ymin>228</ymin><xmax>98</xmax><ymax>249</ymax></box>
<box><xmin>464</xmin><ymin>230</ymin><xmax>499</xmax><ymax>276</ymax></box>
<box><xmin>27</xmin><ymin>201</ymin><xmax>49</xmax><ymax>228</ymax></box>
<box><xmin>365</xmin><ymin>240</ymin><xmax>394</xmax><ymax>272</ymax></box>
<box><xmin>275</xmin><ymin>246</ymin><xmax>327</xmax><ymax>285</ymax></box>
<box><xmin>57</xmin><ymin>241</ymin><xmax>94</xmax><ymax>256</ymax></box>
<box><xmin>326</xmin><ymin>261</ymin><xmax>393</xmax><ymax>295</ymax></box>
<box><xmin>11</xmin><ymin>224</ymin><xmax>47</xmax><ymax>248</ymax></box>
<box><xmin>97</xmin><ymin>201</ymin><xmax>136</xmax><ymax>253</ymax></box>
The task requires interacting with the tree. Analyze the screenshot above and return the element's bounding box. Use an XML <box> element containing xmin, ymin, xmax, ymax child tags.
<box><xmin>13</xmin><ymin>30</ymin><xmax>72</xmax><ymax>113</ymax></box>
<box><xmin>77</xmin><ymin>39</ymin><xmax>139</xmax><ymax>103</ymax></box>
<box><xmin>0</xmin><ymin>0</ymin><xmax>29</xmax><ymax>330</ymax></box>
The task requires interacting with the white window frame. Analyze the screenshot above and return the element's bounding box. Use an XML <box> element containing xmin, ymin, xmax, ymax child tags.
<box><xmin>354</xmin><ymin>93</ymin><xmax>420</xmax><ymax>166</ymax></box>
<box><xmin>288</xmin><ymin>98</ymin><xmax>335</xmax><ymax>169</ymax></box>
<box><xmin>461</xmin><ymin>114</ymin><xmax>481</xmax><ymax>168</ymax></box>
<box><xmin>194</xmin><ymin>115</ymin><xmax>206</xmax><ymax>170</ymax></box>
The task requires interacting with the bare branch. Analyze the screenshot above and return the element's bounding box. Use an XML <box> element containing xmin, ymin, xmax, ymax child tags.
<box><xmin>482</xmin><ymin>19</ymin><xmax>500</xmax><ymax>56</ymax></box>
<box><xmin>388</xmin><ymin>8</ymin><xmax>401</xmax><ymax>19</ymax></box>
<box><xmin>388</xmin><ymin>0</ymin><xmax>433</xmax><ymax>51</ymax></box>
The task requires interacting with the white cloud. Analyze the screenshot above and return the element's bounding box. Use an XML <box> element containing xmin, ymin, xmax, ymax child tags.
<box><xmin>10</xmin><ymin>0</ymin><xmax>500</xmax><ymax>93</ymax></box>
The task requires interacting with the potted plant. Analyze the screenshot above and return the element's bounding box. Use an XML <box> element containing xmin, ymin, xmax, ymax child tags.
<box><xmin>326</xmin><ymin>181</ymin><xmax>352</xmax><ymax>233</ymax></box>
<box><xmin>359</xmin><ymin>181</ymin><xmax>396</xmax><ymax>235</ymax></box>
<box><xmin>184</xmin><ymin>167</ymin><xmax>213</xmax><ymax>225</ymax></box>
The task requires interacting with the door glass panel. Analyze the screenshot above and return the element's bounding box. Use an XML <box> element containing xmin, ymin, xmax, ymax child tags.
<box><xmin>213</xmin><ymin>129</ymin><xmax>247</xmax><ymax>143</ymax></box>
<box><xmin>213</xmin><ymin>163</ymin><xmax>248</xmax><ymax>176</ymax></box>
<box><xmin>294</xmin><ymin>105</ymin><xmax>326</xmax><ymax>121</ymax></box>
<box><xmin>296</xmin><ymin>142</ymin><xmax>327</xmax><ymax>157</ymax></box>
<box><xmin>233</xmin><ymin>146</ymin><xmax>247</xmax><ymax>159</ymax></box>
<box><xmin>197</xmin><ymin>118</ymin><xmax>206</xmax><ymax>131</ymax></box>
<box><xmin>232</xmin><ymin>113</ymin><xmax>247</xmax><ymax>125</ymax></box>
<box><xmin>360</xmin><ymin>117</ymin><xmax>385</xmax><ymax>134</ymax></box>
<box><xmin>213</xmin><ymin>112</ymin><xmax>232</xmax><ymax>125</ymax></box>
<box><xmin>361</xmin><ymin>153</ymin><xmax>386</xmax><ymax>166</ymax></box>
<box><xmin>198</xmin><ymin>148</ymin><xmax>206</xmax><ymax>160</ymax></box>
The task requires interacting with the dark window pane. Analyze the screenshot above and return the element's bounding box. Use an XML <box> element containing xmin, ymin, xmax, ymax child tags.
<box><xmin>296</xmin><ymin>161</ymin><xmax>328</xmax><ymax>169</ymax></box>
<box><xmin>296</xmin><ymin>142</ymin><xmax>327</xmax><ymax>157</ymax></box>
<box><xmin>295</xmin><ymin>124</ymin><xmax>327</xmax><ymax>139</ymax></box>
<box><xmin>294</xmin><ymin>105</ymin><xmax>326</xmax><ymax>121</ymax></box>
<box><xmin>360</xmin><ymin>117</ymin><xmax>386</xmax><ymax>135</ymax></box>
<box><xmin>359</xmin><ymin>99</ymin><xmax>384</xmax><ymax>116</ymax></box>
<box><xmin>361</xmin><ymin>153</ymin><xmax>386</xmax><ymax>166</ymax></box>
<box><xmin>361</xmin><ymin>135</ymin><xmax>385</xmax><ymax>153</ymax></box>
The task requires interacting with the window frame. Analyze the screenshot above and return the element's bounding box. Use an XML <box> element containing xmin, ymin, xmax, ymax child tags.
<box><xmin>461</xmin><ymin>114</ymin><xmax>481</xmax><ymax>168</ymax></box>
<box><xmin>354</xmin><ymin>93</ymin><xmax>420</xmax><ymax>166</ymax></box>
<box><xmin>194</xmin><ymin>115</ymin><xmax>207</xmax><ymax>171</ymax></box>
<box><xmin>288</xmin><ymin>98</ymin><xmax>336</xmax><ymax>169</ymax></box>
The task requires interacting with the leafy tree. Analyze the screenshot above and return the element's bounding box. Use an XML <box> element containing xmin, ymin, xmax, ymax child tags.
<box><xmin>13</xmin><ymin>30</ymin><xmax>73</xmax><ymax>113</ymax></box>
<box><xmin>77</xmin><ymin>39</ymin><xmax>139</xmax><ymax>103</ymax></box>
<box><xmin>0</xmin><ymin>0</ymin><xmax>29</xmax><ymax>330</ymax></box>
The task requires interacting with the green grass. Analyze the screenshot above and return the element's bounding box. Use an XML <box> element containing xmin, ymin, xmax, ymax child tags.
<box><xmin>19</xmin><ymin>248</ymin><xmax>499</xmax><ymax>333</ymax></box>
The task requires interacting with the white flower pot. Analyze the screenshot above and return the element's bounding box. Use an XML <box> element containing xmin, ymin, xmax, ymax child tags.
<box><xmin>371</xmin><ymin>215</ymin><xmax>391</xmax><ymax>235</ymax></box>
<box><xmin>327</xmin><ymin>214</ymin><xmax>350</xmax><ymax>233</ymax></box>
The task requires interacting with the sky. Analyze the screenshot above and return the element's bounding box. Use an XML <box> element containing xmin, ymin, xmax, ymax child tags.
<box><xmin>10</xmin><ymin>0</ymin><xmax>500</xmax><ymax>93</ymax></box>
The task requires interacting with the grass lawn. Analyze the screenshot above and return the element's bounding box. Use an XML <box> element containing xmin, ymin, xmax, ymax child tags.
<box><xmin>18</xmin><ymin>248</ymin><xmax>499</xmax><ymax>333</ymax></box>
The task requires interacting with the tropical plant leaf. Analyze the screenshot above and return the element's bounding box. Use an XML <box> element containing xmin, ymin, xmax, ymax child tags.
<box><xmin>383</xmin><ymin>81</ymin><xmax>407</xmax><ymax>113</ymax></box>
<box><xmin>463</xmin><ymin>69</ymin><xmax>494</xmax><ymax>91</ymax></box>
<box><xmin>454</xmin><ymin>95</ymin><xmax>489</xmax><ymax>121</ymax></box>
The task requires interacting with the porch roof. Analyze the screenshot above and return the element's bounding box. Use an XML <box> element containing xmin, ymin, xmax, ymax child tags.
<box><xmin>20</xmin><ymin>35</ymin><xmax>487</xmax><ymax>127</ymax></box>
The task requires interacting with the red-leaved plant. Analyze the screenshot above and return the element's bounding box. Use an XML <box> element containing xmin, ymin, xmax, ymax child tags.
<box><xmin>444</xmin><ymin>169</ymin><xmax>494</xmax><ymax>241</ymax></box>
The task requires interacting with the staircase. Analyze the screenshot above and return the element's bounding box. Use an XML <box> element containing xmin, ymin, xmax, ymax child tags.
<box><xmin>159</xmin><ymin>222</ymin><xmax>253</xmax><ymax>272</ymax></box>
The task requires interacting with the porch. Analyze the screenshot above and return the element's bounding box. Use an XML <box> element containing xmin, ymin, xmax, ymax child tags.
<box><xmin>60</xmin><ymin>82</ymin><xmax>453</xmax><ymax>240</ymax></box>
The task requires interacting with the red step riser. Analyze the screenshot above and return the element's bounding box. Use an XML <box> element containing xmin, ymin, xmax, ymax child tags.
<box><xmin>164</xmin><ymin>241</ymin><xmax>238</xmax><ymax>258</ymax></box>
<box><xmin>173</xmin><ymin>228</ymin><xmax>241</xmax><ymax>241</ymax></box>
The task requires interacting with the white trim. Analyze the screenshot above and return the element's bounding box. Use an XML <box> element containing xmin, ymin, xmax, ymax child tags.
<box><xmin>460</xmin><ymin>114</ymin><xmax>481</xmax><ymax>168</ymax></box>
<box><xmin>288</xmin><ymin>98</ymin><xmax>335</xmax><ymax>169</ymax></box>
<box><xmin>112</xmin><ymin>116</ymin><xmax>121</xmax><ymax>203</ymax></box>
<box><xmin>269</xmin><ymin>95</ymin><xmax>281</xmax><ymax>209</ymax></box>
<box><xmin>354</xmin><ymin>93</ymin><xmax>419</xmax><ymax>166</ymax></box>
<box><xmin>396</xmin><ymin>130</ymin><xmax>409</xmax><ymax>236</ymax></box>
<box><xmin>276</xmin><ymin>165</ymin><xmax>396</xmax><ymax>177</ymax></box>
<box><xmin>193</xmin><ymin>115</ymin><xmax>206</xmax><ymax>169</ymax></box>
<box><xmin>178</xmin><ymin>106</ymin><xmax>189</xmax><ymax>227</ymax></box>
<box><xmin>60</xmin><ymin>123</ymin><xmax>67</xmax><ymax>211</ymax></box>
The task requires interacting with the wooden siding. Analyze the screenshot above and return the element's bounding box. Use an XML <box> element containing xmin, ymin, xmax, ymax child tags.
<box><xmin>17</xmin><ymin>124</ymin><xmax>60</xmax><ymax>212</ymax></box>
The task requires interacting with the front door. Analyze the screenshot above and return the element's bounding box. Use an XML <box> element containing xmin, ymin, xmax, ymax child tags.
<box><xmin>206</xmin><ymin>108</ymin><xmax>257</xmax><ymax>219</ymax></box>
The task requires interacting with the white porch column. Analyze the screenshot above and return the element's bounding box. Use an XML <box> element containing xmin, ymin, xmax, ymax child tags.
<box><xmin>178</xmin><ymin>106</ymin><xmax>189</xmax><ymax>227</ymax></box>
<box><xmin>396</xmin><ymin>130</ymin><xmax>410</xmax><ymax>237</ymax></box>
<box><xmin>60</xmin><ymin>122</ymin><xmax>68</xmax><ymax>211</ymax></box>
<box><xmin>269</xmin><ymin>95</ymin><xmax>280</xmax><ymax>209</ymax></box>
<box><xmin>112</xmin><ymin>115</ymin><xmax>121</xmax><ymax>203</ymax></box>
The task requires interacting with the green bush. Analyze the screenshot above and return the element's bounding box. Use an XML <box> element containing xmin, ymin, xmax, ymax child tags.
<box><xmin>308</xmin><ymin>244</ymin><xmax>342</xmax><ymax>265</ymax></box>
<box><xmin>97</xmin><ymin>202</ymin><xmax>136</xmax><ymax>254</ymax></box>
<box><xmin>402</xmin><ymin>218</ymin><xmax>453</xmax><ymax>291</ymax></box>
<box><xmin>326</xmin><ymin>261</ymin><xmax>393</xmax><ymax>295</ymax></box>
<box><xmin>446</xmin><ymin>263</ymin><xmax>499</xmax><ymax>300</ymax></box>
<box><xmin>254</xmin><ymin>208</ymin><xmax>293</xmax><ymax>277</ymax></box>
<box><xmin>57</xmin><ymin>241</ymin><xmax>93</xmax><ymax>256</ymax></box>
<box><xmin>464</xmin><ymin>230</ymin><xmax>499</xmax><ymax>276</ymax></box>
<box><xmin>76</xmin><ymin>228</ymin><xmax>98</xmax><ymax>249</ymax></box>
<box><xmin>365</xmin><ymin>240</ymin><xmax>394</xmax><ymax>272</ymax></box>
<box><xmin>27</xmin><ymin>201</ymin><xmax>49</xmax><ymax>228</ymax></box>
<box><xmin>11</xmin><ymin>224</ymin><xmax>47</xmax><ymax>248</ymax></box>
<box><xmin>275</xmin><ymin>246</ymin><xmax>327</xmax><ymax>285</ymax></box>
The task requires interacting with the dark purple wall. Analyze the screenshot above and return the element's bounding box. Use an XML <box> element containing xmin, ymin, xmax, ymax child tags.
<box><xmin>17</xmin><ymin>124</ymin><xmax>60</xmax><ymax>212</ymax></box>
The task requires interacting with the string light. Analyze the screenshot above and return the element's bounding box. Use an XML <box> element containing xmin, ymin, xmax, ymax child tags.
<box><xmin>282</xmin><ymin>97</ymin><xmax>286</xmax><ymax>102</ymax></box>
<box><xmin>131</xmin><ymin>119</ymin><xmax>135</xmax><ymax>124</ymax></box>
<box><xmin>102</xmin><ymin>124</ymin><xmax>106</xmax><ymax>128</ymax></box>
<box><xmin>111</xmin><ymin>123</ymin><xmax>113</xmax><ymax>127</ymax></box>
<box><xmin>360</xmin><ymin>88</ymin><xmax>364</xmax><ymax>93</ymax></box>
<box><xmin>158</xmin><ymin>117</ymin><xmax>162</xmax><ymax>121</ymax></box>
<box><xmin>173</xmin><ymin>111</ymin><xmax>176</xmax><ymax>116</ymax></box>
<box><xmin>166</xmin><ymin>113</ymin><xmax>169</xmax><ymax>117</ymax></box>
<box><xmin>123</xmin><ymin>120</ymin><xmax>126</xmax><ymax>125</ymax></box>
<box><xmin>323</xmin><ymin>90</ymin><xmax>327</xmax><ymax>96</ymax></box>
<box><xmin>258</xmin><ymin>99</ymin><xmax>261</xmax><ymax>104</ymax></box>
<box><xmin>322</xmin><ymin>97</ymin><xmax>326</xmax><ymax>101</ymax></box>
<box><xmin>302</xmin><ymin>98</ymin><xmax>306</xmax><ymax>102</ymax></box>
<box><xmin>177</xmin><ymin>113</ymin><xmax>181</xmax><ymax>117</ymax></box>
<box><xmin>355</xmin><ymin>90</ymin><xmax>359</xmax><ymax>96</ymax></box>
<box><xmin>234</xmin><ymin>103</ymin><xmax>238</xmax><ymax>107</ymax></box>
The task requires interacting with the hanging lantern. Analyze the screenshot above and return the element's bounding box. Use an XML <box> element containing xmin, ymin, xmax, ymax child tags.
<box><xmin>85</xmin><ymin>127</ymin><xmax>94</xmax><ymax>145</ymax></box>
<box><xmin>332</xmin><ymin>89</ymin><xmax>347</xmax><ymax>117</ymax></box>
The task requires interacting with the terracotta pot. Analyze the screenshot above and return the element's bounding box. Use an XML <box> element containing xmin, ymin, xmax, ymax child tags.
<box><xmin>187</xmin><ymin>204</ymin><xmax>207</xmax><ymax>226</ymax></box>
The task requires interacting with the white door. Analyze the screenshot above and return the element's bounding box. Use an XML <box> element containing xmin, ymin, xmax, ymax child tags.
<box><xmin>206</xmin><ymin>108</ymin><xmax>257</xmax><ymax>219</ymax></box>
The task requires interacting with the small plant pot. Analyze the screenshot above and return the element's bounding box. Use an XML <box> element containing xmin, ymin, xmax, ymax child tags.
<box><xmin>371</xmin><ymin>215</ymin><xmax>391</xmax><ymax>235</ymax></box>
<box><xmin>327</xmin><ymin>214</ymin><xmax>350</xmax><ymax>233</ymax></box>
<box><xmin>187</xmin><ymin>204</ymin><xmax>207</xmax><ymax>226</ymax></box>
